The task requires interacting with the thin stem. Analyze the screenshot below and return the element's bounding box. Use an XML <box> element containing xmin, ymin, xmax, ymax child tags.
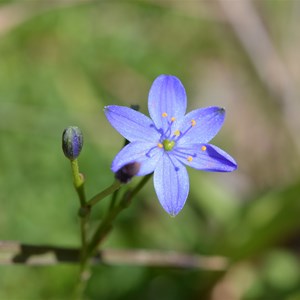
<box><xmin>86</xmin><ymin>203</ymin><xmax>123</xmax><ymax>258</ymax></box>
<box><xmin>70</xmin><ymin>159</ymin><xmax>88</xmax><ymax>252</ymax></box>
<box><xmin>109</xmin><ymin>188</ymin><xmax>120</xmax><ymax>211</ymax></box>
<box><xmin>74</xmin><ymin>179</ymin><xmax>122</xmax><ymax>288</ymax></box>
<box><xmin>70</xmin><ymin>159</ymin><xmax>86</xmax><ymax>207</ymax></box>
<box><xmin>79</xmin><ymin>218</ymin><xmax>88</xmax><ymax>265</ymax></box>
<box><xmin>126</xmin><ymin>174</ymin><xmax>152</xmax><ymax>200</ymax></box>
<box><xmin>69</xmin><ymin>158</ymin><xmax>89</xmax><ymax>298</ymax></box>
<box><xmin>86</xmin><ymin>174</ymin><xmax>152</xmax><ymax>258</ymax></box>
<box><xmin>86</xmin><ymin>180</ymin><xmax>121</xmax><ymax>208</ymax></box>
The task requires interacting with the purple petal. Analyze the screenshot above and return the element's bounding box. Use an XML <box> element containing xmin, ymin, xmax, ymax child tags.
<box><xmin>176</xmin><ymin>107</ymin><xmax>225</xmax><ymax>145</ymax></box>
<box><xmin>105</xmin><ymin>105</ymin><xmax>160</xmax><ymax>142</ymax></box>
<box><xmin>112</xmin><ymin>141</ymin><xmax>163</xmax><ymax>176</ymax></box>
<box><xmin>173</xmin><ymin>143</ymin><xmax>237</xmax><ymax>172</ymax></box>
<box><xmin>153</xmin><ymin>154</ymin><xmax>189</xmax><ymax>216</ymax></box>
<box><xmin>148</xmin><ymin>75</ymin><xmax>187</xmax><ymax>129</ymax></box>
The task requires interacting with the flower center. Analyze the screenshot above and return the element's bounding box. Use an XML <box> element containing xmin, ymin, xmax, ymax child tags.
<box><xmin>163</xmin><ymin>139</ymin><xmax>175</xmax><ymax>151</ymax></box>
<box><xmin>154</xmin><ymin>112</ymin><xmax>198</xmax><ymax>154</ymax></box>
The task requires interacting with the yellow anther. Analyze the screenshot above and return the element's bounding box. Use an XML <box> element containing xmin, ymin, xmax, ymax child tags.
<box><xmin>187</xmin><ymin>156</ymin><xmax>193</xmax><ymax>162</ymax></box>
<box><xmin>191</xmin><ymin>119</ymin><xmax>196</xmax><ymax>126</ymax></box>
<box><xmin>201</xmin><ymin>145</ymin><xmax>207</xmax><ymax>151</ymax></box>
<box><xmin>162</xmin><ymin>112</ymin><xmax>168</xmax><ymax>117</ymax></box>
<box><xmin>171</xmin><ymin>117</ymin><xmax>176</xmax><ymax>122</ymax></box>
<box><xmin>158</xmin><ymin>143</ymin><xmax>163</xmax><ymax>148</ymax></box>
<box><xmin>174</xmin><ymin>130</ymin><xmax>180</xmax><ymax>136</ymax></box>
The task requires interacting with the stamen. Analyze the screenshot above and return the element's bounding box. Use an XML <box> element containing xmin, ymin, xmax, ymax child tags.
<box><xmin>201</xmin><ymin>145</ymin><xmax>207</xmax><ymax>151</ymax></box>
<box><xmin>158</xmin><ymin>143</ymin><xmax>163</xmax><ymax>148</ymax></box>
<box><xmin>162</xmin><ymin>112</ymin><xmax>168</xmax><ymax>118</ymax></box>
<box><xmin>173</xmin><ymin>148</ymin><xmax>197</xmax><ymax>160</ymax></box>
<box><xmin>167</xmin><ymin>154</ymin><xmax>180</xmax><ymax>172</ymax></box>
<box><xmin>163</xmin><ymin>116</ymin><xmax>176</xmax><ymax>139</ymax></box>
<box><xmin>146</xmin><ymin>145</ymin><xmax>159</xmax><ymax>157</ymax></box>
<box><xmin>175</xmin><ymin>120</ymin><xmax>196</xmax><ymax>142</ymax></box>
<box><xmin>150</xmin><ymin>123</ymin><xmax>164</xmax><ymax>135</ymax></box>
<box><xmin>174</xmin><ymin>130</ymin><xmax>180</xmax><ymax>137</ymax></box>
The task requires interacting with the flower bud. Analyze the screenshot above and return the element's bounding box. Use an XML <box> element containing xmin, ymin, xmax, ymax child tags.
<box><xmin>115</xmin><ymin>162</ymin><xmax>141</xmax><ymax>183</ymax></box>
<box><xmin>62</xmin><ymin>126</ymin><xmax>83</xmax><ymax>160</ymax></box>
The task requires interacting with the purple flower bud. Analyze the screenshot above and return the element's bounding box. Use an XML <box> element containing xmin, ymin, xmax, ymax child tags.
<box><xmin>62</xmin><ymin>126</ymin><xmax>83</xmax><ymax>160</ymax></box>
<box><xmin>115</xmin><ymin>162</ymin><xmax>141</xmax><ymax>183</ymax></box>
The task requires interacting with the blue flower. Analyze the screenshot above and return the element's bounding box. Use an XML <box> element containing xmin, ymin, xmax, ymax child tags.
<box><xmin>105</xmin><ymin>75</ymin><xmax>237</xmax><ymax>216</ymax></box>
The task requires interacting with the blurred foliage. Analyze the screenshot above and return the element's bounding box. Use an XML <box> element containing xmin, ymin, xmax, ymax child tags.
<box><xmin>1</xmin><ymin>1</ymin><xmax>300</xmax><ymax>299</ymax></box>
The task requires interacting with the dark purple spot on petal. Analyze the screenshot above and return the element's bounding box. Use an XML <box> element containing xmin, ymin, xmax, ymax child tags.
<box><xmin>115</xmin><ymin>162</ymin><xmax>141</xmax><ymax>183</ymax></box>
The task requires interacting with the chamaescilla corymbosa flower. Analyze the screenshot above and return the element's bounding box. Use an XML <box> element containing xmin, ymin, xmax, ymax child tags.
<box><xmin>104</xmin><ymin>74</ymin><xmax>237</xmax><ymax>216</ymax></box>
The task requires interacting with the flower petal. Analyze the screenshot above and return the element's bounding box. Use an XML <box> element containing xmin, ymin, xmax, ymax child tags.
<box><xmin>153</xmin><ymin>154</ymin><xmax>189</xmax><ymax>216</ymax></box>
<box><xmin>112</xmin><ymin>141</ymin><xmax>163</xmax><ymax>176</ymax></box>
<box><xmin>174</xmin><ymin>143</ymin><xmax>237</xmax><ymax>172</ymax></box>
<box><xmin>148</xmin><ymin>75</ymin><xmax>187</xmax><ymax>129</ymax></box>
<box><xmin>177</xmin><ymin>107</ymin><xmax>225</xmax><ymax>145</ymax></box>
<box><xmin>104</xmin><ymin>105</ymin><xmax>160</xmax><ymax>142</ymax></box>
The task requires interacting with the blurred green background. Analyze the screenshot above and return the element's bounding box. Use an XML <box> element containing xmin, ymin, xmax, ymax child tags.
<box><xmin>1</xmin><ymin>0</ymin><xmax>300</xmax><ymax>299</ymax></box>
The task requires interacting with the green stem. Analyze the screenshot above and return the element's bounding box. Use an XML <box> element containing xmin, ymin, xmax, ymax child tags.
<box><xmin>80</xmin><ymin>218</ymin><xmax>88</xmax><ymax>263</ymax></box>
<box><xmin>70</xmin><ymin>158</ymin><xmax>89</xmax><ymax>298</ymax></box>
<box><xmin>87</xmin><ymin>201</ymin><xmax>125</xmax><ymax>258</ymax></box>
<box><xmin>70</xmin><ymin>159</ymin><xmax>86</xmax><ymax>207</ymax></box>
<box><xmin>126</xmin><ymin>174</ymin><xmax>152</xmax><ymax>200</ymax></box>
<box><xmin>109</xmin><ymin>188</ymin><xmax>119</xmax><ymax>211</ymax></box>
<box><xmin>86</xmin><ymin>174</ymin><xmax>152</xmax><ymax>258</ymax></box>
<box><xmin>86</xmin><ymin>180</ymin><xmax>121</xmax><ymax>208</ymax></box>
